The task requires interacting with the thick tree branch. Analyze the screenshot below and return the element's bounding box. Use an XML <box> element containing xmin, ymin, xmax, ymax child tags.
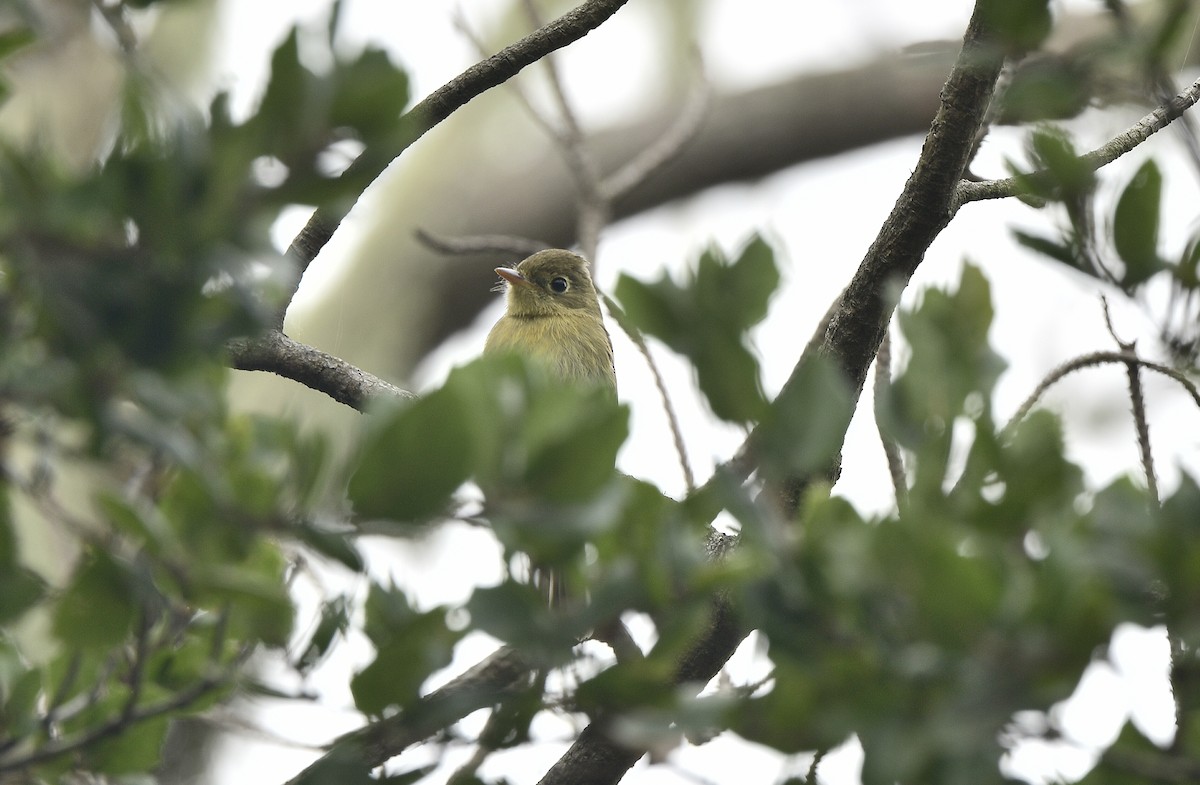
<box><xmin>280</xmin><ymin>0</ymin><xmax>632</xmax><ymax>322</ymax></box>
<box><xmin>534</xmin><ymin>9</ymin><xmax>1004</xmax><ymax>779</ymax></box>
<box><xmin>955</xmin><ymin>75</ymin><xmax>1200</xmax><ymax>206</ymax></box>
<box><xmin>228</xmin><ymin>331</ymin><xmax>414</xmax><ymax>411</ymax></box>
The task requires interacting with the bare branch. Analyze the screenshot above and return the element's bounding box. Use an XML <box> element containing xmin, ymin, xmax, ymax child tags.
<box><xmin>1102</xmin><ymin>298</ymin><xmax>1161</xmax><ymax>506</ymax></box>
<box><xmin>956</xmin><ymin>76</ymin><xmax>1200</xmax><ymax>206</ymax></box>
<box><xmin>1001</xmin><ymin>350</ymin><xmax>1200</xmax><ymax>438</ymax></box>
<box><xmin>415</xmin><ymin>229</ymin><xmax>550</xmax><ymax>259</ymax></box>
<box><xmin>284</xmin><ymin>646</ymin><xmax>533</xmax><ymax>784</ymax></box>
<box><xmin>600</xmin><ymin>71</ymin><xmax>711</xmax><ymax>202</ymax></box>
<box><xmin>228</xmin><ymin>331</ymin><xmax>415</xmax><ymax>411</ymax></box>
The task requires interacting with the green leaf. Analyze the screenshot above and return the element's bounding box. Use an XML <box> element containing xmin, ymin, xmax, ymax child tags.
<box><xmin>466</xmin><ymin>582</ymin><xmax>581</xmax><ymax>662</ymax></box>
<box><xmin>194</xmin><ymin>543</ymin><xmax>294</xmax><ymax>648</ymax></box>
<box><xmin>52</xmin><ymin>550</ymin><xmax>139</xmax><ymax>650</ymax></box>
<box><xmin>1013</xmin><ymin>229</ymin><xmax>1082</xmax><ymax>270</ymax></box>
<box><xmin>887</xmin><ymin>264</ymin><xmax>1005</xmax><ymax>441</ymax></box>
<box><xmin>979</xmin><ymin>0</ymin><xmax>1052</xmax><ymax>53</ymax></box>
<box><xmin>753</xmin><ymin>354</ymin><xmax>854</xmax><ymax>483</ymax></box>
<box><xmin>351</xmin><ymin>583</ymin><xmax>459</xmax><ymax>715</ymax></box>
<box><xmin>348</xmin><ymin>386</ymin><xmax>473</xmax><ymax>523</ymax></box>
<box><xmin>1001</xmin><ymin>57</ymin><xmax>1091</xmax><ymax>123</ymax></box>
<box><xmin>616</xmin><ymin>236</ymin><xmax>780</xmax><ymax>422</ymax></box>
<box><xmin>1025</xmin><ymin>126</ymin><xmax>1094</xmax><ymax>201</ymax></box>
<box><xmin>0</xmin><ymin>27</ymin><xmax>34</xmax><ymax>63</ymax></box>
<box><xmin>0</xmin><ymin>488</ymin><xmax>44</xmax><ymax>623</ymax></box>
<box><xmin>1113</xmin><ymin>159</ymin><xmax>1165</xmax><ymax>288</ymax></box>
<box><xmin>295</xmin><ymin>596</ymin><xmax>352</xmax><ymax>673</ymax></box>
<box><xmin>523</xmin><ymin>389</ymin><xmax>628</xmax><ymax>503</ymax></box>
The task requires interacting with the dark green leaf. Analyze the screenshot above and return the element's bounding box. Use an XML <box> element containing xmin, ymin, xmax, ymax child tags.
<box><xmin>1001</xmin><ymin>57</ymin><xmax>1092</xmax><ymax>123</ymax></box>
<box><xmin>1013</xmin><ymin>229</ymin><xmax>1082</xmax><ymax>270</ymax></box>
<box><xmin>294</xmin><ymin>523</ymin><xmax>364</xmax><ymax>572</ymax></box>
<box><xmin>1113</xmin><ymin>159</ymin><xmax>1165</xmax><ymax>288</ymax></box>
<box><xmin>753</xmin><ymin>354</ymin><xmax>854</xmax><ymax>483</ymax></box>
<box><xmin>0</xmin><ymin>27</ymin><xmax>35</xmax><ymax>63</ymax></box>
<box><xmin>52</xmin><ymin>550</ymin><xmax>139</xmax><ymax>650</ymax></box>
<box><xmin>351</xmin><ymin>584</ymin><xmax>459</xmax><ymax>715</ymax></box>
<box><xmin>1024</xmin><ymin>126</ymin><xmax>1094</xmax><ymax>200</ymax></box>
<box><xmin>295</xmin><ymin>596</ymin><xmax>352</xmax><ymax>672</ymax></box>
<box><xmin>465</xmin><ymin>582</ymin><xmax>581</xmax><ymax>663</ymax></box>
<box><xmin>348</xmin><ymin>386</ymin><xmax>473</xmax><ymax>523</ymax></box>
<box><xmin>616</xmin><ymin>236</ymin><xmax>780</xmax><ymax>422</ymax></box>
<box><xmin>979</xmin><ymin>0</ymin><xmax>1052</xmax><ymax>53</ymax></box>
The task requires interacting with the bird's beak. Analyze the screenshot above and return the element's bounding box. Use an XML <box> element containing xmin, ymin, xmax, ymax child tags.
<box><xmin>495</xmin><ymin>267</ymin><xmax>533</xmax><ymax>288</ymax></box>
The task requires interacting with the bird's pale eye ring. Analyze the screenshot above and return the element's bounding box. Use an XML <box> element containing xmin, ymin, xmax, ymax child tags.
<box><xmin>549</xmin><ymin>276</ymin><xmax>570</xmax><ymax>293</ymax></box>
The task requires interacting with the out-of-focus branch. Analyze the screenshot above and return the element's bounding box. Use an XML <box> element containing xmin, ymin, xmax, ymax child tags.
<box><xmin>283</xmin><ymin>646</ymin><xmax>533</xmax><ymax>785</ymax></box>
<box><xmin>228</xmin><ymin>331</ymin><xmax>414</xmax><ymax>412</ymax></box>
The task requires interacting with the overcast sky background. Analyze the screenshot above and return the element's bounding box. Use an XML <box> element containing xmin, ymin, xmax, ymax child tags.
<box><xmin>200</xmin><ymin>1</ymin><xmax>1198</xmax><ymax>783</ymax></box>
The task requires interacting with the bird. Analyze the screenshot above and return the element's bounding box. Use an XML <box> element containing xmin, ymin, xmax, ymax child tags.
<box><xmin>485</xmin><ymin>249</ymin><xmax>616</xmax><ymax>393</ymax></box>
<box><xmin>485</xmin><ymin>248</ymin><xmax>616</xmax><ymax>606</ymax></box>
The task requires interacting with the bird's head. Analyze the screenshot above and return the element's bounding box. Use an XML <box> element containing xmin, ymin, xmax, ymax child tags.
<box><xmin>495</xmin><ymin>249</ymin><xmax>602</xmax><ymax>319</ymax></box>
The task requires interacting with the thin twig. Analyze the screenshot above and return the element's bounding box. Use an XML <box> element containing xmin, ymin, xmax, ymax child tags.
<box><xmin>873</xmin><ymin>328</ymin><xmax>906</xmax><ymax>506</ymax></box>
<box><xmin>1002</xmin><ymin>350</ymin><xmax>1200</xmax><ymax>439</ymax></box>
<box><xmin>805</xmin><ymin>747</ymin><xmax>827</xmax><ymax>785</ymax></box>
<box><xmin>1102</xmin><ymin>298</ymin><xmax>1161</xmax><ymax>506</ymax></box>
<box><xmin>415</xmin><ymin>229</ymin><xmax>550</xmax><ymax>259</ymax></box>
<box><xmin>602</xmin><ymin>294</ymin><xmax>696</xmax><ymax>492</ymax></box>
<box><xmin>955</xmin><ymin>76</ymin><xmax>1200</xmax><ymax>206</ymax></box>
<box><xmin>0</xmin><ymin>666</ymin><xmax>238</xmax><ymax>773</ymax></box>
<box><xmin>600</xmin><ymin>70</ymin><xmax>711</xmax><ymax>201</ymax></box>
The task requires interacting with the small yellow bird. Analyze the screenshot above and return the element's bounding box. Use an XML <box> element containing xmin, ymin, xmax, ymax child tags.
<box><xmin>485</xmin><ymin>249</ymin><xmax>616</xmax><ymax>394</ymax></box>
<box><xmin>485</xmin><ymin>249</ymin><xmax>616</xmax><ymax>606</ymax></box>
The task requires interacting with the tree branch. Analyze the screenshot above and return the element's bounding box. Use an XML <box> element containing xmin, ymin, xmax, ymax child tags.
<box><xmin>228</xmin><ymin>331</ymin><xmax>414</xmax><ymax>412</ymax></box>
<box><xmin>955</xmin><ymin>75</ymin><xmax>1200</xmax><ymax>206</ymax></box>
<box><xmin>283</xmin><ymin>646</ymin><xmax>532</xmax><ymax>785</ymax></box>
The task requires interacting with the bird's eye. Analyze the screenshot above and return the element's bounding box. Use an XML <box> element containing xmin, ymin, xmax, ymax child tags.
<box><xmin>549</xmin><ymin>277</ymin><xmax>569</xmax><ymax>293</ymax></box>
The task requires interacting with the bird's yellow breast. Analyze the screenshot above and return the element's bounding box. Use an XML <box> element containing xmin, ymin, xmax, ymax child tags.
<box><xmin>485</xmin><ymin>310</ymin><xmax>617</xmax><ymax>392</ymax></box>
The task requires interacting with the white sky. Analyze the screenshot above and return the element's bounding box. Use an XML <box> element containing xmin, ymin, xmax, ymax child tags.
<box><xmin>202</xmin><ymin>1</ymin><xmax>1198</xmax><ymax>783</ymax></box>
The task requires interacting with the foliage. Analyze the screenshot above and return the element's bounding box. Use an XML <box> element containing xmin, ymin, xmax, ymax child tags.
<box><xmin>0</xmin><ymin>1</ymin><xmax>1198</xmax><ymax>785</ymax></box>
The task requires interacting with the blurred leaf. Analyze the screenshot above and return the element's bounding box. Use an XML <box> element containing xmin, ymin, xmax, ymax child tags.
<box><xmin>466</xmin><ymin>582</ymin><xmax>581</xmax><ymax>663</ymax></box>
<box><xmin>616</xmin><ymin>236</ymin><xmax>779</xmax><ymax>422</ymax></box>
<box><xmin>351</xmin><ymin>583</ymin><xmax>460</xmax><ymax>715</ymax></box>
<box><xmin>753</xmin><ymin>354</ymin><xmax>854</xmax><ymax>483</ymax></box>
<box><xmin>1176</xmin><ymin>231</ymin><xmax>1200</xmax><ymax>289</ymax></box>
<box><xmin>1020</xmin><ymin>127</ymin><xmax>1095</xmax><ymax>202</ymax></box>
<box><xmin>52</xmin><ymin>550</ymin><xmax>140</xmax><ymax>650</ymax></box>
<box><xmin>295</xmin><ymin>596</ymin><xmax>352</xmax><ymax>673</ymax></box>
<box><xmin>348</xmin><ymin>386</ymin><xmax>473</xmax><ymax>523</ymax></box>
<box><xmin>0</xmin><ymin>641</ymin><xmax>41</xmax><ymax>740</ymax></box>
<box><xmin>444</xmin><ymin>354</ymin><xmax>628</xmax><ymax>505</ymax></box>
<box><xmin>979</xmin><ymin>0</ymin><xmax>1052</xmax><ymax>53</ymax></box>
<box><xmin>884</xmin><ymin>263</ymin><xmax>1006</xmax><ymax>484</ymax></box>
<box><xmin>522</xmin><ymin>389</ymin><xmax>627</xmax><ymax>503</ymax></box>
<box><xmin>0</xmin><ymin>26</ymin><xmax>34</xmax><ymax>63</ymax></box>
<box><xmin>1113</xmin><ymin>159</ymin><xmax>1165</xmax><ymax>288</ymax></box>
<box><xmin>1013</xmin><ymin>229</ymin><xmax>1082</xmax><ymax>270</ymax></box>
<box><xmin>293</xmin><ymin>523</ymin><xmax>364</xmax><ymax>572</ymax></box>
<box><xmin>0</xmin><ymin>488</ymin><xmax>44</xmax><ymax>623</ymax></box>
<box><xmin>1002</xmin><ymin>57</ymin><xmax>1092</xmax><ymax>123</ymax></box>
<box><xmin>84</xmin><ymin>703</ymin><xmax>171</xmax><ymax>775</ymax></box>
<box><xmin>194</xmin><ymin>543</ymin><xmax>293</xmax><ymax>648</ymax></box>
